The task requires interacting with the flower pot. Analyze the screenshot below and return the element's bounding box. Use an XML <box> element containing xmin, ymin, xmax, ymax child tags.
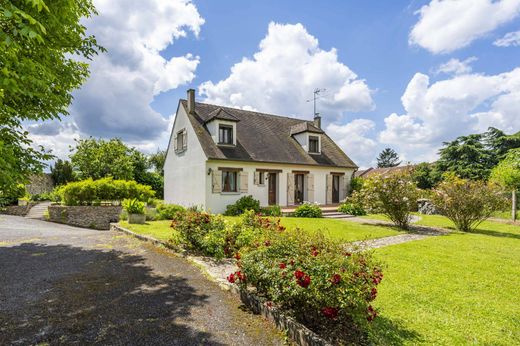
<box><xmin>128</xmin><ymin>213</ymin><xmax>146</xmax><ymax>224</ymax></box>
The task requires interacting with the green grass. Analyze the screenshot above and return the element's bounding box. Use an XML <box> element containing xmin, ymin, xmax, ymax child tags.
<box><xmin>370</xmin><ymin>218</ymin><xmax>520</xmax><ymax>345</ymax></box>
<box><xmin>119</xmin><ymin>220</ymin><xmax>180</xmax><ymax>243</ymax></box>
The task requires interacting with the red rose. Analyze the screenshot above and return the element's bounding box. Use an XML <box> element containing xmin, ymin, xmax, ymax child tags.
<box><xmin>370</xmin><ymin>287</ymin><xmax>377</xmax><ymax>300</ymax></box>
<box><xmin>279</xmin><ymin>263</ymin><xmax>287</xmax><ymax>269</ymax></box>
<box><xmin>367</xmin><ymin>305</ymin><xmax>377</xmax><ymax>322</ymax></box>
<box><xmin>294</xmin><ymin>270</ymin><xmax>304</xmax><ymax>279</ymax></box>
<box><xmin>330</xmin><ymin>273</ymin><xmax>341</xmax><ymax>285</ymax></box>
<box><xmin>321</xmin><ymin>307</ymin><xmax>339</xmax><ymax>319</ymax></box>
<box><xmin>311</xmin><ymin>250</ymin><xmax>319</xmax><ymax>257</ymax></box>
<box><xmin>234</xmin><ymin>252</ymin><xmax>241</xmax><ymax>260</ymax></box>
<box><xmin>227</xmin><ymin>273</ymin><xmax>235</xmax><ymax>283</ymax></box>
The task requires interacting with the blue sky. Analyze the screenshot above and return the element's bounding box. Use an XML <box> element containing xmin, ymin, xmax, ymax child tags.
<box><xmin>29</xmin><ymin>0</ymin><xmax>520</xmax><ymax>168</ymax></box>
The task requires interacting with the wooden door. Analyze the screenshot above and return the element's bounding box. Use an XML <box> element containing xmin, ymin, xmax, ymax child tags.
<box><xmin>268</xmin><ymin>173</ymin><xmax>277</xmax><ymax>205</ymax></box>
<box><xmin>332</xmin><ymin>175</ymin><xmax>340</xmax><ymax>204</ymax></box>
<box><xmin>294</xmin><ymin>174</ymin><xmax>304</xmax><ymax>204</ymax></box>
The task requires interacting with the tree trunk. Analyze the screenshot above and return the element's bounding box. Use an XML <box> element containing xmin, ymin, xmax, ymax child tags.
<box><xmin>513</xmin><ymin>189</ymin><xmax>517</xmax><ymax>222</ymax></box>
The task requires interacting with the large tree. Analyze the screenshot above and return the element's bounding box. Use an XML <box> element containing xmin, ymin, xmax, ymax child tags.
<box><xmin>490</xmin><ymin>149</ymin><xmax>520</xmax><ymax>222</ymax></box>
<box><xmin>376</xmin><ymin>148</ymin><xmax>401</xmax><ymax>168</ymax></box>
<box><xmin>50</xmin><ymin>159</ymin><xmax>75</xmax><ymax>186</ymax></box>
<box><xmin>0</xmin><ymin>0</ymin><xmax>103</xmax><ymax>195</ymax></box>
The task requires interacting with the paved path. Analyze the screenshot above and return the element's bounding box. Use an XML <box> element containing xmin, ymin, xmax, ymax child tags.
<box><xmin>0</xmin><ymin>216</ymin><xmax>284</xmax><ymax>346</ymax></box>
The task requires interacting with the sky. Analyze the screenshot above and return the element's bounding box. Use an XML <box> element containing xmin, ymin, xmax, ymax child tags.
<box><xmin>28</xmin><ymin>0</ymin><xmax>520</xmax><ymax>168</ymax></box>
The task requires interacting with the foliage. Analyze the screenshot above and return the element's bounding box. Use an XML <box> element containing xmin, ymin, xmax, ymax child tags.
<box><xmin>136</xmin><ymin>171</ymin><xmax>163</xmax><ymax>199</ymax></box>
<box><xmin>376</xmin><ymin>148</ymin><xmax>401</xmax><ymax>168</ymax></box>
<box><xmin>338</xmin><ymin>202</ymin><xmax>366</xmax><ymax>216</ymax></box>
<box><xmin>224</xmin><ymin>195</ymin><xmax>261</xmax><ymax>216</ymax></box>
<box><xmin>0</xmin><ymin>0</ymin><xmax>103</xmax><ymax>195</ymax></box>
<box><xmin>122</xmin><ymin>198</ymin><xmax>145</xmax><ymax>215</ymax></box>
<box><xmin>350</xmin><ymin>177</ymin><xmax>364</xmax><ymax>193</ymax></box>
<box><xmin>231</xmin><ymin>228</ymin><xmax>382</xmax><ymax>342</ymax></box>
<box><xmin>149</xmin><ymin>150</ymin><xmax>166</xmax><ymax>176</ymax></box>
<box><xmin>30</xmin><ymin>191</ymin><xmax>57</xmax><ymax>202</ymax></box>
<box><xmin>490</xmin><ymin>148</ymin><xmax>520</xmax><ymax>191</ymax></box>
<box><xmin>411</xmin><ymin>162</ymin><xmax>439</xmax><ymax>189</ymax></box>
<box><xmin>57</xmin><ymin>177</ymin><xmax>155</xmax><ymax>206</ymax></box>
<box><xmin>0</xmin><ymin>183</ymin><xmax>26</xmax><ymax>206</ymax></box>
<box><xmin>352</xmin><ymin>172</ymin><xmax>420</xmax><ymax>229</ymax></box>
<box><xmin>294</xmin><ymin>202</ymin><xmax>322</xmax><ymax>218</ymax></box>
<box><xmin>260</xmin><ymin>205</ymin><xmax>282</xmax><ymax>217</ymax></box>
<box><xmin>50</xmin><ymin>159</ymin><xmax>75</xmax><ymax>185</ymax></box>
<box><xmin>430</xmin><ymin>174</ymin><xmax>507</xmax><ymax>232</ymax></box>
<box><xmin>156</xmin><ymin>202</ymin><xmax>185</xmax><ymax>220</ymax></box>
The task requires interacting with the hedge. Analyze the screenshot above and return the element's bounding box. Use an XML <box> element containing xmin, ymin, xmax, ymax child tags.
<box><xmin>56</xmin><ymin>177</ymin><xmax>155</xmax><ymax>206</ymax></box>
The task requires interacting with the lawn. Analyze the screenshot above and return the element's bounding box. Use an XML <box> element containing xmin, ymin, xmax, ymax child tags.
<box><xmin>370</xmin><ymin>219</ymin><xmax>520</xmax><ymax>345</ymax></box>
<box><xmin>119</xmin><ymin>216</ymin><xmax>403</xmax><ymax>244</ymax></box>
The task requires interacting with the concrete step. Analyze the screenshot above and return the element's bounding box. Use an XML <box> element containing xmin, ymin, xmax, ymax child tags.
<box><xmin>25</xmin><ymin>202</ymin><xmax>52</xmax><ymax>219</ymax></box>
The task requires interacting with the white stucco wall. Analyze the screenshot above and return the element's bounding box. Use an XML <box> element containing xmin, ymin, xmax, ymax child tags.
<box><xmin>205</xmin><ymin>160</ymin><xmax>354</xmax><ymax>214</ymax></box>
<box><xmin>164</xmin><ymin>105</ymin><xmax>207</xmax><ymax>208</ymax></box>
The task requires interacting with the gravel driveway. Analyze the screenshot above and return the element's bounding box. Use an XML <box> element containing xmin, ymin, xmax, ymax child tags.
<box><xmin>0</xmin><ymin>215</ymin><xmax>284</xmax><ymax>345</ymax></box>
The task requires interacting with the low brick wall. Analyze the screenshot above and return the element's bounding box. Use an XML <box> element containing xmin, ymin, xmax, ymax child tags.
<box><xmin>0</xmin><ymin>203</ymin><xmax>37</xmax><ymax>216</ymax></box>
<box><xmin>48</xmin><ymin>205</ymin><xmax>122</xmax><ymax>230</ymax></box>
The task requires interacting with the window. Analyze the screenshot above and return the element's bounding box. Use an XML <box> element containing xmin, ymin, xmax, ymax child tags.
<box><xmin>309</xmin><ymin>135</ymin><xmax>319</xmax><ymax>153</ymax></box>
<box><xmin>259</xmin><ymin>172</ymin><xmax>264</xmax><ymax>184</ymax></box>
<box><xmin>219</xmin><ymin>125</ymin><xmax>233</xmax><ymax>144</ymax></box>
<box><xmin>222</xmin><ymin>170</ymin><xmax>238</xmax><ymax>192</ymax></box>
<box><xmin>175</xmin><ymin>129</ymin><xmax>187</xmax><ymax>153</ymax></box>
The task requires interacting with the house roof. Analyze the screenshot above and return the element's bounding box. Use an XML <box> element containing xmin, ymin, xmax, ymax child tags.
<box><xmin>357</xmin><ymin>165</ymin><xmax>415</xmax><ymax>177</ymax></box>
<box><xmin>204</xmin><ymin>107</ymin><xmax>239</xmax><ymax>123</ymax></box>
<box><xmin>180</xmin><ymin>100</ymin><xmax>358</xmax><ymax>168</ymax></box>
<box><xmin>289</xmin><ymin>122</ymin><xmax>324</xmax><ymax>136</ymax></box>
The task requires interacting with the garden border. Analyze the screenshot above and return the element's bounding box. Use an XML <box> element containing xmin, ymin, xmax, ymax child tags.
<box><xmin>110</xmin><ymin>223</ymin><xmax>332</xmax><ymax>346</ymax></box>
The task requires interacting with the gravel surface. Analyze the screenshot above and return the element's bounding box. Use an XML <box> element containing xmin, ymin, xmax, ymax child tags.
<box><xmin>0</xmin><ymin>215</ymin><xmax>285</xmax><ymax>346</ymax></box>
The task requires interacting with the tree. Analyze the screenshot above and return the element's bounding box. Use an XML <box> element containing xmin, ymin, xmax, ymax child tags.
<box><xmin>431</xmin><ymin>174</ymin><xmax>507</xmax><ymax>232</ymax></box>
<box><xmin>376</xmin><ymin>148</ymin><xmax>401</xmax><ymax>168</ymax></box>
<box><xmin>490</xmin><ymin>149</ymin><xmax>520</xmax><ymax>222</ymax></box>
<box><xmin>149</xmin><ymin>150</ymin><xmax>166</xmax><ymax>176</ymax></box>
<box><xmin>0</xmin><ymin>0</ymin><xmax>103</xmax><ymax>195</ymax></box>
<box><xmin>411</xmin><ymin>162</ymin><xmax>440</xmax><ymax>189</ymax></box>
<box><xmin>50</xmin><ymin>159</ymin><xmax>75</xmax><ymax>186</ymax></box>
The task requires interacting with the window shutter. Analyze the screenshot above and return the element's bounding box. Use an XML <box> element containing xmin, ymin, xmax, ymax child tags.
<box><xmin>307</xmin><ymin>174</ymin><xmax>314</xmax><ymax>203</ymax></box>
<box><xmin>339</xmin><ymin>175</ymin><xmax>346</xmax><ymax>202</ymax></box>
<box><xmin>182</xmin><ymin>130</ymin><xmax>187</xmax><ymax>150</ymax></box>
<box><xmin>240</xmin><ymin>172</ymin><xmax>248</xmax><ymax>193</ymax></box>
<box><xmin>173</xmin><ymin>133</ymin><xmax>178</xmax><ymax>151</ymax></box>
<box><xmin>287</xmin><ymin>173</ymin><xmax>294</xmax><ymax>205</ymax></box>
<box><xmin>254</xmin><ymin>171</ymin><xmax>259</xmax><ymax>185</ymax></box>
<box><xmin>326</xmin><ymin>174</ymin><xmax>333</xmax><ymax>204</ymax></box>
<box><xmin>212</xmin><ymin>170</ymin><xmax>222</xmax><ymax>193</ymax></box>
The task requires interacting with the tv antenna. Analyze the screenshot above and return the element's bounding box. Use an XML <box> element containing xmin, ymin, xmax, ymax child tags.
<box><xmin>306</xmin><ymin>88</ymin><xmax>326</xmax><ymax>117</ymax></box>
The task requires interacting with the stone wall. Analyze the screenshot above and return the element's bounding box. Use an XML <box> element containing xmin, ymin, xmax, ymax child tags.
<box><xmin>48</xmin><ymin>205</ymin><xmax>122</xmax><ymax>230</ymax></box>
<box><xmin>0</xmin><ymin>203</ymin><xmax>36</xmax><ymax>216</ymax></box>
<box><xmin>26</xmin><ymin>174</ymin><xmax>54</xmax><ymax>195</ymax></box>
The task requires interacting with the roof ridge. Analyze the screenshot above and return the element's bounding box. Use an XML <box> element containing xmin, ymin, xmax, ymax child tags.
<box><xmin>181</xmin><ymin>98</ymin><xmax>315</xmax><ymax>123</ymax></box>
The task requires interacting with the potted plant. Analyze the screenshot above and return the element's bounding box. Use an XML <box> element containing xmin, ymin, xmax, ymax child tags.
<box><xmin>123</xmin><ymin>198</ymin><xmax>146</xmax><ymax>224</ymax></box>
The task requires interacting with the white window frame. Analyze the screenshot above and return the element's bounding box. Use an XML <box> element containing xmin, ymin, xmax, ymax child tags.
<box><xmin>308</xmin><ymin>134</ymin><xmax>321</xmax><ymax>154</ymax></box>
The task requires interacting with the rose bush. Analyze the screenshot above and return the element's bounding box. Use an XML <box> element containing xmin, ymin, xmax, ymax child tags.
<box><xmin>229</xmin><ymin>227</ymin><xmax>383</xmax><ymax>343</ymax></box>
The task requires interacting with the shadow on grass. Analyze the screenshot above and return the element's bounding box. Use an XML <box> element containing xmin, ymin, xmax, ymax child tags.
<box><xmin>468</xmin><ymin>228</ymin><xmax>520</xmax><ymax>240</ymax></box>
<box><xmin>0</xmin><ymin>243</ymin><xmax>224</xmax><ymax>346</ymax></box>
<box><xmin>370</xmin><ymin>315</ymin><xmax>423</xmax><ymax>345</ymax></box>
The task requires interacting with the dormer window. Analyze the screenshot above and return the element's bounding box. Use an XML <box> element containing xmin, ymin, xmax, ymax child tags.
<box><xmin>219</xmin><ymin>124</ymin><xmax>233</xmax><ymax>145</ymax></box>
<box><xmin>309</xmin><ymin>135</ymin><xmax>320</xmax><ymax>153</ymax></box>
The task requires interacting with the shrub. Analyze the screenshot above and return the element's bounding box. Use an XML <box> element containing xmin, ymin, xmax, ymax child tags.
<box><xmin>224</xmin><ymin>195</ymin><xmax>260</xmax><ymax>216</ymax></box>
<box><xmin>57</xmin><ymin>178</ymin><xmax>155</xmax><ymax>206</ymax></box>
<box><xmin>0</xmin><ymin>183</ymin><xmax>27</xmax><ymax>206</ymax></box>
<box><xmin>260</xmin><ymin>204</ymin><xmax>282</xmax><ymax>217</ymax></box>
<box><xmin>156</xmin><ymin>202</ymin><xmax>185</xmax><ymax>220</ymax></box>
<box><xmin>122</xmin><ymin>198</ymin><xmax>145</xmax><ymax>215</ymax></box>
<box><xmin>294</xmin><ymin>202</ymin><xmax>322</xmax><ymax>218</ymax></box>
<box><xmin>350</xmin><ymin>177</ymin><xmax>364</xmax><ymax>193</ymax></box>
<box><xmin>431</xmin><ymin>174</ymin><xmax>507</xmax><ymax>232</ymax></box>
<box><xmin>229</xmin><ymin>228</ymin><xmax>382</xmax><ymax>343</ymax></box>
<box><xmin>338</xmin><ymin>202</ymin><xmax>366</xmax><ymax>216</ymax></box>
<box><xmin>30</xmin><ymin>192</ymin><xmax>56</xmax><ymax>202</ymax></box>
<box><xmin>352</xmin><ymin>172</ymin><xmax>420</xmax><ymax>229</ymax></box>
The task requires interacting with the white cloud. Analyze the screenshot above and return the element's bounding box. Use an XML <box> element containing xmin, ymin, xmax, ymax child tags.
<box><xmin>410</xmin><ymin>0</ymin><xmax>520</xmax><ymax>54</ymax></box>
<box><xmin>199</xmin><ymin>22</ymin><xmax>375</xmax><ymax>122</ymax></box>
<box><xmin>435</xmin><ymin>56</ymin><xmax>477</xmax><ymax>75</ymax></box>
<box><xmin>69</xmin><ymin>0</ymin><xmax>204</xmax><ymax>141</ymax></box>
<box><xmin>326</xmin><ymin>119</ymin><xmax>378</xmax><ymax>168</ymax></box>
<box><xmin>494</xmin><ymin>30</ymin><xmax>520</xmax><ymax>46</ymax></box>
<box><xmin>379</xmin><ymin>67</ymin><xmax>520</xmax><ymax>162</ymax></box>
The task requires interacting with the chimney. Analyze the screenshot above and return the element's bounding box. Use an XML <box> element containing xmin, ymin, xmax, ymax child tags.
<box><xmin>187</xmin><ymin>89</ymin><xmax>195</xmax><ymax>114</ymax></box>
<box><xmin>313</xmin><ymin>114</ymin><xmax>321</xmax><ymax>129</ymax></box>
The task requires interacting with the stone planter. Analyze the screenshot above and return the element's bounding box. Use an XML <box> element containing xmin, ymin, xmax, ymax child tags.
<box><xmin>48</xmin><ymin>205</ymin><xmax>122</xmax><ymax>230</ymax></box>
<box><xmin>128</xmin><ymin>213</ymin><xmax>146</xmax><ymax>224</ymax></box>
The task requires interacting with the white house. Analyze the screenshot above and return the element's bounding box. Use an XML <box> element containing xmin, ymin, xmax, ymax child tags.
<box><xmin>164</xmin><ymin>89</ymin><xmax>358</xmax><ymax>214</ymax></box>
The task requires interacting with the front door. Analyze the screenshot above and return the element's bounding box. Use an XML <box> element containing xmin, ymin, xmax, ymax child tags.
<box><xmin>332</xmin><ymin>175</ymin><xmax>340</xmax><ymax>203</ymax></box>
<box><xmin>294</xmin><ymin>174</ymin><xmax>305</xmax><ymax>204</ymax></box>
<box><xmin>268</xmin><ymin>173</ymin><xmax>277</xmax><ymax>205</ymax></box>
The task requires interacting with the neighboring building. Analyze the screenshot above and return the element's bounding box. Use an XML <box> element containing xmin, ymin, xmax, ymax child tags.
<box><xmin>164</xmin><ymin>89</ymin><xmax>358</xmax><ymax>213</ymax></box>
<box><xmin>354</xmin><ymin>165</ymin><xmax>415</xmax><ymax>178</ymax></box>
